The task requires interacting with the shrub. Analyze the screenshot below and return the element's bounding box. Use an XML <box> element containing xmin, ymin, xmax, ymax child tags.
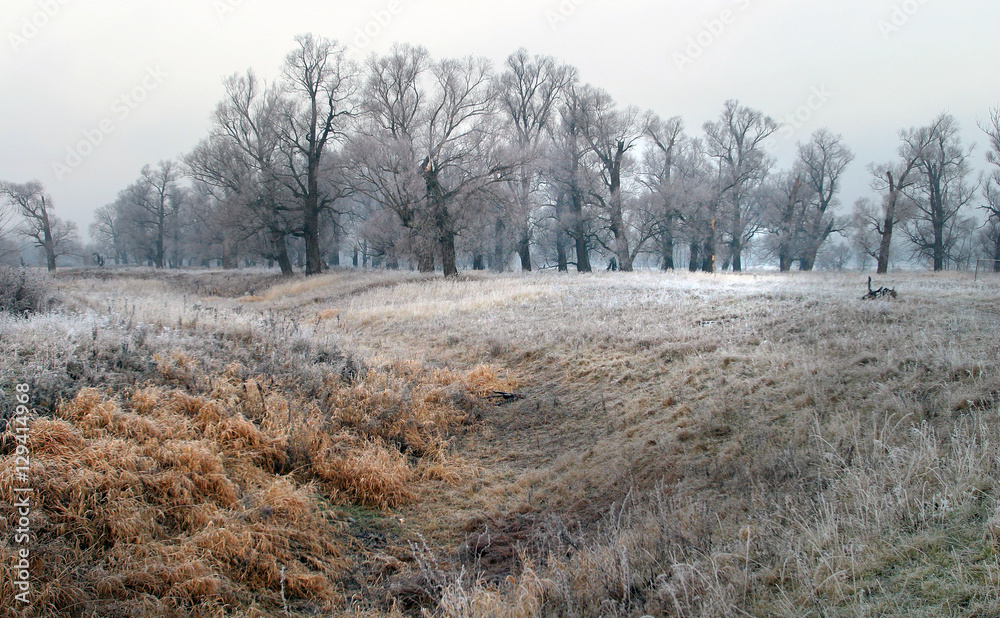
<box><xmin>0</xmin><ymin>265</ymin><xmax>51</xmax><ymax>317</ymax></box>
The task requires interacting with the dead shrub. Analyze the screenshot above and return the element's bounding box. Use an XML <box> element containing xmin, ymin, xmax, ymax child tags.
<box><xmin>0</xmin><ymin>265</ymin><xmax>52</xmax><ymax>317</ymax></box>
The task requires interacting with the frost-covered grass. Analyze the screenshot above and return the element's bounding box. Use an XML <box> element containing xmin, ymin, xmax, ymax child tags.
<box><xmin>4</xmin><ymin>267</ymin><xmax>1000</xmax><ymax>615</ymax></box>
<box><xmin>304</xmin><ymin>269</ymin><xmax>1000</xmax><ymax>615</ymax></box>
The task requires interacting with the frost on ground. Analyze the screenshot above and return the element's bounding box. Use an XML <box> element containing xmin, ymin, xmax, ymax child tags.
<box><xmin>2</xmin><ymin>268</ymin><xmax>1000</xmax><ymax>616</ymax></box>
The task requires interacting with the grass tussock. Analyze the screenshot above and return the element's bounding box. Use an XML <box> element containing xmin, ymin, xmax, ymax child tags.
<box><xmin>0</xmin><ymin>388</ymin><xmax>343</xmax><ymax>617</ymax></box>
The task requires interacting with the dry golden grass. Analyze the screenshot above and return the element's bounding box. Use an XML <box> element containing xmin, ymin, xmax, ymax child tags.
<box><xmin>0</xmin><ymin>386</ymin><xmax>345</xmax><ymax>616</ymax></box>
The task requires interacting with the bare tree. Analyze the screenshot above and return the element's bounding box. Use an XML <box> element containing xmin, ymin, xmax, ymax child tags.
<box><xmin>980</xmin><ymin>106</ymin><xmax>1000</xmax><ymax>271</ymax></box>
<box><xmin>280</xmin><ymin>33</ymin><xmax>357</xmax><ymax>276</ymax></box>
<box><xmin>702</xmin><ymin>100</ymin><xmax>778</xmax><ymax>272</ymax></box>
<box><xmin>903</xmin><ymin>114</ymin><xmax>977</xmax><ymax>270</ymax></box>
<box><xmin>352</xmin><ymin>43</ymin><xmax>434</xmax><ymax>271</ymax></box>
<box><xmin>795</xmin><ymin>129</ymin><xmax>854</xmax><ymax>270</ymax></box>
<box><xmin>575</xmin><ymin>85</ymin><xmax>647</xmax><ymax>271</ymax></box>
<box><xmin>188</xmin><ymin>70</ymin><xmax>297</xmax><ymax>275</ymax></box>
<box><xmin>0</xmin><ymin>180</ymin><xmax>77</xmax><ymax>271</ymax></box>
<box><xmin>90</xmin><ymin>203</ymin><xmax>129</xmax><ymax>265</ymax></box>
<box><xmin>421</xmin><ymin>55</ymin><xmax>506</xmax><ymax>277</ymax></box>
<box><xmin>496</xmin><ymin>49</ymin><xmax>572</xmax><ymax>271</ymax></box>
<box><xmin>642</xmin><ymin>115</ymin><xmax>687</xmax><ymax>270</ymax></box>
<box><xmin>551</xmin><ymin>85</ymin><xmax>599</xmax><ymax>273</ymax></box>
<box><xmin>864</xmin><ymin>116</ymin><xmax>945</xmax><ymax>273</ymax></box>
<box><xmin>766</xmin><ymin>172</ymin><xmax>811</xmax><ymax>272</ymax></box>
<box><xmin>356</xmin><ymin>46</ymin><xmax>506</xmax><ymax>277</ymax></box>
<box><xmin>125</xmin><ymin>161</ymin><xmax>182</xmax><ymax>268</ymax></box>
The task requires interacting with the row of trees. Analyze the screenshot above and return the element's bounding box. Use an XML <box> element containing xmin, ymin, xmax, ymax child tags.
<box><xmin>4</xmin><ymin>36</ymin><xmax>999</xmax><ymax>275</ymax></box>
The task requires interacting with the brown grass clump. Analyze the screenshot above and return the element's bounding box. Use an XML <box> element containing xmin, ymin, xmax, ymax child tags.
<box><xmin>0</xmin><ymin>387</ymin><xmax>348</xmax><ymax>616</ymax></box>
<box><xmin>320</xmin><ymin>360</ymin><xmax>515</xmax><ymax>461</ymax></box>
<box><xmin>1</xmin><ymin>315</ymin><xmax>501</xmax><ymax>616</ymax></box>
<box><xmin>310</xmin><ymin>435</ymin><xmax>416</xmax><ymax>509</ymax></box>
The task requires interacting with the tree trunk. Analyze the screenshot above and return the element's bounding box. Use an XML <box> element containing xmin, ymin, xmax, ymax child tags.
<box><xmin>610</xmin><ymin>206</ymin><xmax>633</xmax><ymax>272</ymax></box>
<box><xmin>417</xmin><ymin>250</ymin><xmax>435</xmax><ymax>273</ymax></box>
<box><xmin>877</xmin><ymin>172</ymin><xmax>903</xmax><ymax>274</ymax></box>
<box><xmin>778</xmin><ymin>177</ymin><xmax>802</xmax><ymax>272</ymax></box>
<box><xmin>701</xmin><ymin>219</ymin><xmax>716</xmax><ymax>273</ymax></box>
<box><xmin>555</xmin><ymin>192</ymin><xmax>569</xmax><ymax>272</ymax></box>
<box><xmin>701</xmin><ymin>240</ymin><xmax>715</xmax><ymax>272</ymax></box>
<box><xmin>423</xmin><ymin>160</ymin><xmax>459</xmax><ymax>277</ymax></box>
<box><xmin>473</xmin><ymin>254</ymin><xmax>485</xmax><ymax>270</ymax></box>
<box><xmin>659</xmin><ymin>216</ymin><xmax>675</xmax><ymax>271</ymax></box>
<box><xmin>932</xmin><ymin>216</ymin><xmax>945</xmax><ymax>271</ymax></box>
<box><xmin>876</xmin><ymin>210</ymin><xmax>894</xmax><ymax>274</ymax></box>
<box><xmin>272</xmin><ymin>230</ymin><xmax>294</xmax><ymax>277</ymax></box>
<box><xmin>688</xmin><ymin>241</ymin><xmax>700</xmax><ymax>272</ymax></box>
<box><xmin>517</xmin><ymin>234</ymin><xmax>532</xmax><ymax>272</ymax></box>
<box><xmin>493</xmin><ymin>217</ymin><xmax>506</xmax><ymax>272</ymax></box>
<box><xmin>573</xmin><ymin>233</ymin><xmax>591</xmax><ymax>272</ymax></box>
<box><xmin>570</xmin><ymin>189</ymin><xmax>592</xmax><ymax>273</ymax></box>
<box><xmin>994</xmin><ymin>234</ymin><xmax>1000</xmax><ymax>272</ymax></box>
<box><xmin>329</xmin><ymin>216</ymin><xmax>341</xmax><ymax>267</ymax></box>
<box><xmin>730</xmin><ymin>239</ymin><xmax>743</xmax><ymax>272</ymax></box>
<box><xmin>303</xmin><ymin>190</ymin><xmax>323</xmax><ymax>275</ymax></box>
<box><xmin>729</xmin><ymin>201</ymin><xmax>743</xmax><ymax>272</ymax></box>
<box><xmin>609</xmin><ymin>144</ymin><xmax>633</xmax><ymax>272</ymax></box>
<box><xmin>439</xmin><ymin>231</ymin><xmax>458</xmax><ymax>277</ymax></box>
<box><xmin>155</xmin><ymin>215</ymin><xmax>166</xmax><ymax>269</ymax></box>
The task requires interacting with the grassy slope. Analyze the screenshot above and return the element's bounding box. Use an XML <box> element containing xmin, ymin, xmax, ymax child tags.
<box><xmin>307</xmin><ymin>270</ymin><xmax>1000</xmax><ymax>615</ymax></box>
<box><xmin>3</xmin><ymin>268</ymin><xmax>1000</xmax><ymax>616</ymax></box>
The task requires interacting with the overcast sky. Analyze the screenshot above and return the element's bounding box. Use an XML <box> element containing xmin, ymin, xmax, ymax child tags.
<box><xmin>2</xmin><ymin>0</ymin><xmax>998</xmax><ymax>236</ymax></box>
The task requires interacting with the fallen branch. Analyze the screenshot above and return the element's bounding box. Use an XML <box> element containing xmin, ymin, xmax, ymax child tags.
<box><xmin>482</xmin><ymin>391</ymin><xmax>525</xmax><ymax>405</ymax></box>
<box><xmin>862</xmin><ymin>276</ymin><xmax>898</xmax><ymax>300</ymax></box>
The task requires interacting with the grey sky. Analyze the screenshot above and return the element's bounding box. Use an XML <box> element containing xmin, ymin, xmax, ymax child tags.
<box><xmin>2</xmin><ymin>0</ymin><xmax>998</xmax><ymax>235</ymax></box>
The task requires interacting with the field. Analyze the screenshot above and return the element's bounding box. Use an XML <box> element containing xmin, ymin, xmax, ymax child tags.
<box><xmin>2</xmin><ymin>268</ymin><xmax>1000</xmax><ymax>616</ymax></box>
